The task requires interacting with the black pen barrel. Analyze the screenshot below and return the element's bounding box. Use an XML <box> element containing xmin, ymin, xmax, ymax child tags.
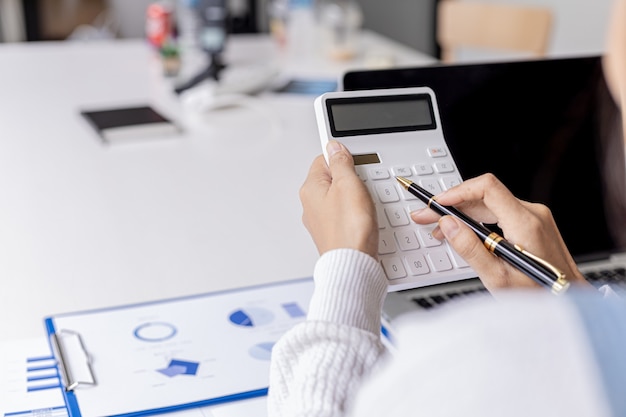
<box><xmin>427</xmin><ymin>199</ymin><xmax>492</xmax><ymax>241</ymax></box>
<box><xmin>408</xmin><ymin>182</ymin><xmax>492</xmax><ymax>240</ymax></box>
<box><xmin>492</xmin><ymin>240</ymin><xmax>558</xmax><ymax>288</ymax></box>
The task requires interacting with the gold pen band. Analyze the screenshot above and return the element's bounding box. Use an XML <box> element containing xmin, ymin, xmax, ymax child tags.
<box><xmin>484</xmin><ymin>232</ymin><xmax>503</xmax><ymax>253</ymax></box>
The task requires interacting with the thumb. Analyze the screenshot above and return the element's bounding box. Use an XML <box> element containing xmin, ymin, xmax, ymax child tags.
<box><xmin>438</xmin><ymin>216</ymin><xmax>500</xmax><ymax>276</ymax></box>
<box><xmin>326</xmin><ymin>140</ymin><xmax>356</xmax><ymax>180</ymax></box>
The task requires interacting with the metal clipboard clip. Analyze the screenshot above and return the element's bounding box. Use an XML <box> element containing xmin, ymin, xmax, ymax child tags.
<box><xmin>51</xmin><ymin>329</ymin><xmax>97</xmax><ymax>391</ymax></box>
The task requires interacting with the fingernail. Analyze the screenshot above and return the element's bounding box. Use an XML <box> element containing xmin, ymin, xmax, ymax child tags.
<box><xmin>438</xmin><ymin>216</ymin><xmax>459</xmax><ymax>238</ymax></box>
<box><xmin>431</xmin><ymin>225</ymin><xmax>444</xmax><ymax>240</ymax></box>
<box><xmin>327</xmin><ymin>140</ymin><xmax>343</xmax><ymax>157</ymax></box>
<box><xmin>409</xmin><ymin>208</ymin><xmax>428</xmax><ymax>223</ymax></box>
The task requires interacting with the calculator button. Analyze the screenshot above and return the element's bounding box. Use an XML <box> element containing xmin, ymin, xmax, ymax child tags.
<box><xmin>418</xmin><ymin>228</ymin><xmax>443</xmax><ymax>247</ymax></box>
<box><xmin>441</xmin><ymin>176</ymin><xmax>462</xmax><ymax>190</ymax></box>
<box><xmin>368</xmin><ymin>168</ymin><xmax>390</xmax><ymax>180</ymax></box>
<box><xmin>385</xmin><ymin>206</ymin><xmax>410</xmax><ymax>227</ymax></box>
<box><xmin>407</xmin><ymin>202</ymin><xmax>427</xmax><ymax>216</ymax></box>
<box><xmin>427</xmin><ymin>250</ymin><xmax>453</xmax><ymax>272</ymax></box>
<box><xmin>381</xmin><ymin>257</ymin><xmax>407</xmax><ymax>280</ymax></box>
<box><xmin>355</xmin><ymin>166</ymin><xmax>367</xmax><ymax>179</ymax></box>
<box><xmin>400</xmin><ymin>187</ymin><xmax>418</xmax><ymax>201</ymax></box>
<box><xmin>379</xmin><ymin>231</ymin><xmax>398</xmax><ymax>254</ymax></box>
<box><xmin>405</xmin><ymin>253</ymin><xmax>430</xmax><ymax>275</ymax></box>
<box><xmin>395</xmin><ymin>229</ymin><xmax>420</xmax><ymax>251</ymax></box>
<box><xmin>428</xmin><ymin>147</ymin><xmax>447</xmax><ymax>157</ymax></box>
<box><xmin>392</xmin><ymin>166</ymin><xmax>413</xmax><ymax>177</ymax></box>
<box><xmin>419</xmin><ymin>178</ymin><xmax>442</xmax><ymax>194</ymax></box>
<box><xmin>376</xmin><ymin>207</ymin><xmax>387</xmax><ymax>229</ymax></box>
<box><xmin>434</xmin><ymin>161</ymin><xmax>455</xmax><ymax>173</ymax></box>
<box><xmin>413</xmin><ymin>163</ymin><xmax>434</xmax><ymax>176</ymax></box>
<box><xmin>374</xmin><ymin>183</ymin><xmax>400</xmax><ymax>203</ymax></box>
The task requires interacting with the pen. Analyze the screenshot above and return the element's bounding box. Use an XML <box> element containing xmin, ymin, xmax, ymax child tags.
<box><xmin>395</xmin><ymin>176</ymin><xmax>570</xmax><ymax>295</ymax></box>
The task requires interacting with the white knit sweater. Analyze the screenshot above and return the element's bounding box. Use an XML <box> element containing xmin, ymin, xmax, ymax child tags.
<box><xmin>268</xmin><ymin>249</ymin><xmax>626</xmax><ymax>417</ymax></box>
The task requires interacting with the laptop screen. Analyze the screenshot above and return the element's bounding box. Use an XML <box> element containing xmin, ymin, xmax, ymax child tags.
<box><xmin>343</xmin><ymin>56</ymin><xmax>626</xmax><ymax>261</ymax></box>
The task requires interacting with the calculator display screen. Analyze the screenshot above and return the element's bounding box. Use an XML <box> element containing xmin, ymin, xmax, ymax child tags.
<box><xmin>327</xmin><ymin>94</ymin><xmax>436</xmax><ymax>137</ymax></box>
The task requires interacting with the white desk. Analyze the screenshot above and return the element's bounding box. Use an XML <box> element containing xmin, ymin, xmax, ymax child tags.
<box><xmin>0</xmin><ymin>32</ymin><xmax>434</xmax><ymax>342</ymax></box>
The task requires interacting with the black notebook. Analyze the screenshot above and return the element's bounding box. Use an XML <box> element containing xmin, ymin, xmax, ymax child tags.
<box><xmin>81</xmin><ymin>105</ymin><xmax>181</xmax><ymax>145</ymax></box>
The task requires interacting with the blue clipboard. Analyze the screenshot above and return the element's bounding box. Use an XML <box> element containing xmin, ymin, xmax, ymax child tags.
<box><xmin>44</xmin><ymin>277</ymin><xmax>314</xmax><ymax>417</ymax></box>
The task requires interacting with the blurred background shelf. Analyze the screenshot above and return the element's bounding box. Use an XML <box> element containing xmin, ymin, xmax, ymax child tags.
<box><xmin>1</xmin><ymin>0</ymin><xmax>612</xmax><ymax>59</ymax></box>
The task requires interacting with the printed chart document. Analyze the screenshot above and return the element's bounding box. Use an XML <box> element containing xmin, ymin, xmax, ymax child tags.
<box><xmin>44</xmin><ymin>278</ymin><xmax>313</xmax><ymax>417</ymax></box>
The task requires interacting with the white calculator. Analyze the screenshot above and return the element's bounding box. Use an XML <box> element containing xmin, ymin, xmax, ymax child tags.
<box><xmin>314</xmin><ymin>87</ymin><xmax>477</xmax><ymax>291</ymax></box>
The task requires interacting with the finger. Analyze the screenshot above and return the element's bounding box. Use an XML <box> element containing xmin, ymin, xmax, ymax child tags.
<box><xmin>434</xmin><ymin>174</ymin><xmax>523</xmax><ymax>224</ymax></box>
<box><xmin>409</xmin><ymin>196</ymin><xmax>498</xmax><ymax>227</ymax></box>
<box><xmin>326</xmin><ymin>140</ymin><xmax>357</xmax><ymax>181</ymax></box>
<box><xmin>410</xmin><ymin>174</ymin><xmax>511</xmax><ymax>225</ymax></box>
<box><xmin>437</xmin><ymin>216</ymin><xmax>512</xmax><ymax>289</ymax></box>
<box><xmin>437</xmin><ymin>216</ymin><xmax>495</xmax><ymax>269</ymax></box>
<box><xmin>410</xmin><ymin>207</ymin><xmax>441</xmax><ymax>225</ymax></box>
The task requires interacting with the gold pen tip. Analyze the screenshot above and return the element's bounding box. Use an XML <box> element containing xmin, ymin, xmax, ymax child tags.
<box><xmin>395</xmin><ymin>176</ymin><xmax>412</xmax><ymax>189</ymax></box>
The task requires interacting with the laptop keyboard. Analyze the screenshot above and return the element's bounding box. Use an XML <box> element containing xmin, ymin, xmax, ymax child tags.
<box><xmin>408</xmin><ymin>267</ymin><xmax>626</xmax><ymax>311</ymax></box>
<box><xmin>411</xmin><ymin>283</ymin><xmax>489</xmax><ymax>310</ymax></box>
<box><xmin>584</xmin><ymin>267</ymin><xmax>626</xmax><ymax>287</ymax></box>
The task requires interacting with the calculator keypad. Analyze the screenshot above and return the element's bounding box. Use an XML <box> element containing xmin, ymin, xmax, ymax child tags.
<box><xmin>357</xmin><ymin>154</ymin><xmax>469</xmax><ymax>282</ymax></box>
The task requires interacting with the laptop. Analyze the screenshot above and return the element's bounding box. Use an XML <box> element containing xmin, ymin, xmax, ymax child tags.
<box><xmin>341</xmin><ymin>56</ymin><xmax>626</xmax><ymax>318</ymax></box>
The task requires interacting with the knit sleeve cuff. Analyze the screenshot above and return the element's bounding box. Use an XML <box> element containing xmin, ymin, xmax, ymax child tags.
<box><xmin>307</xmin><ymin>249</ymin><xmax>388</xmax><ymax>335</ymax></box>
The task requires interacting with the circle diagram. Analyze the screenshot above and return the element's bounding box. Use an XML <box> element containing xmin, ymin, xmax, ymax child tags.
<box><xmin>133</xmin><ymin>321</ymin><xmax>177</xmax><ymax>342</ymax></box>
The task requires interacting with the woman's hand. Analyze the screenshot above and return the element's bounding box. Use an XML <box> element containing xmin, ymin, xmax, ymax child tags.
<box><xmin>300</xmin><ymin>141</ymin><xmax>378</xmax><ymax>259</ymax></box>
<box><xmin>410</xmin><ymin>173</ymin><xmax>590</xmax><ymax>292</ymax></box>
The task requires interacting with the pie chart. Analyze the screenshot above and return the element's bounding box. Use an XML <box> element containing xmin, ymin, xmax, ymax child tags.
<box><xmin>229</xmin><ymin>307</ymin><xmax>274</xmax><ymax>327</ymax></box>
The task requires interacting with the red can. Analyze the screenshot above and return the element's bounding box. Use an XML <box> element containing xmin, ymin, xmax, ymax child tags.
<box><xmin>146</xmin><ymin>3</ymin><xmax>173</xmax><ymax>48</ymax></box>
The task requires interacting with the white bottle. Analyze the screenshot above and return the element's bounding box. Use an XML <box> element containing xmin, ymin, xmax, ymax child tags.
<box><xmin>268</xmin><ymin>0</ymin><xmax>290</xmax><ymax>47</ymax></box>
<box><xmin>285</xmin><ymin>0</ymin><xmax>318</xmax><ymax>59</ymax></box>
<box><xmin>318</xmin><ymin>0</ymin><xmax>363</xmax><ymax>60</ymax></box>
<box><xmin>176</xmin><ymin>0</ymin><xmax>201</xmax><ymax>52</ymax></box>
